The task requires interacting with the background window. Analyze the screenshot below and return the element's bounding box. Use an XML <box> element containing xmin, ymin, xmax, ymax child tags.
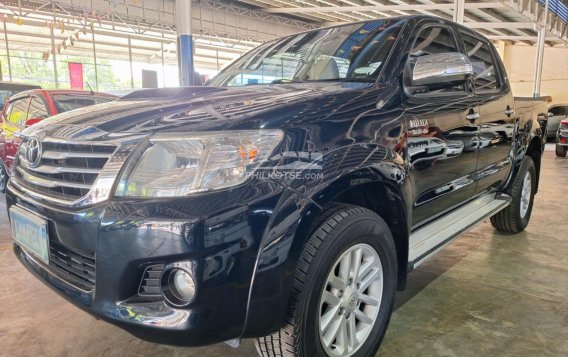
<box><xmin>28</xmin><ymin>97</ymin><xmax>49</xmax><ymax>120</ymax></box>
<box><xmin>461</xmin><ymin>33</ymin><xmax>499</xmax><ymax>91</ymax></box>
<box><xmin>6</xmin><ymin>97</ymin><xmax>30</xmax><ymax>126</ymax></box>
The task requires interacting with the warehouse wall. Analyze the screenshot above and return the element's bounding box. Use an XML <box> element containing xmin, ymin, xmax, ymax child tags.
<box><xmin>500</xmin><ymin>44</ymin><xmax>568</xmax><ymax>104</ymax></box>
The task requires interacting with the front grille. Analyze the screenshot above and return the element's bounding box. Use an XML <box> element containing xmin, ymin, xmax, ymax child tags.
<box><xmin>14</xmin><ymin>139</ymin><xmax>117</xmax><ymax>201</ymax></box>
<box><xmin>138</xmin><ymin>264</ymin><xmax>164</xmax><ymax>296</ymax></box>
<box><xmin>49</xmin><ymin>241</ymin><xmax>96</xmax><ymax>291</ymax></box>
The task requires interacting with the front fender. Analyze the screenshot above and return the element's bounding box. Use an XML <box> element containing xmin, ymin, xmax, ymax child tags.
<box><xmin>241</xmin><ymin>158</ymin><xmax>411</xmax><ymax>337</ymax></box>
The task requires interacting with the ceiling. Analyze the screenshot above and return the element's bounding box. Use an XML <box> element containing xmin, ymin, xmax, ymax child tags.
<box><xmin>234</xmin><ymin>0</ymin><xmax>568</xmax><ymax>46</ymax></box>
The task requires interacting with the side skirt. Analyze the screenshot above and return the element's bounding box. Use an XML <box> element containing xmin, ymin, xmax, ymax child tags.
<box><xmin>408</xmin><ymin>192</ymin><xmax>511</xmax><ymax>270</ymax></box>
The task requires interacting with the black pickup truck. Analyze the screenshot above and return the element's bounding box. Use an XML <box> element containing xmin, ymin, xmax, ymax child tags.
<box><xmin>6</xmin><ymin>16</ymin><xmax>547</xmax><ymax>357</ymax></box>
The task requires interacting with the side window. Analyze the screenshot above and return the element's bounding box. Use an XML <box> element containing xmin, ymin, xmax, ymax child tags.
<box><xmin>410</xmin><ymin>25</ymin><xmax>464</xmax><ymax>94</ymax></box>
<box><xmin>28</xmin><ymin>97</ymin><xmax>49</xmax><ymax>119</ymax></box>
<box><xmin>461</xmin><ymin>33</ymin><xmax>499</xmax><ymax>91</ymax></box>
<box><xmin>6</xmin><ymin>97</ymin><xmax>30</xmax><ymax>126</ymax></box>
<box><xmin>411</xmin><ymin>26</ymin><xmax>459</xmax><ymax>55</ymax></box>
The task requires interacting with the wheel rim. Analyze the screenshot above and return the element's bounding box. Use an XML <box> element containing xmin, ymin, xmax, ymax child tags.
<box><xmin>520</xmin><ymin>171</ymin><xmax>532</xmax><ymax>219</ymax></box>
<box><xmin>318</xmin><ymin>243</ymin><xmax>383</xmax><ymax>357</ymax></box>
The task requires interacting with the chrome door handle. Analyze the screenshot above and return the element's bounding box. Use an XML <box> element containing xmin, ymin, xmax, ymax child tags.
<box><xmin>505</xmin><ymin>108</ymin><xmax>515</xmax><ymax>116</ymax></box>
<box><xmin>466</xmin><ymin>113</ymin><xmax>480</xmax><ymax>121</ymax></box>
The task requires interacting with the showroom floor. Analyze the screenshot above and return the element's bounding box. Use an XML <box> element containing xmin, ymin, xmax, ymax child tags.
<box><xmin>0</xmin><ymin>147</ymin><xmax>566</xmax><ymax>357</ymax></box>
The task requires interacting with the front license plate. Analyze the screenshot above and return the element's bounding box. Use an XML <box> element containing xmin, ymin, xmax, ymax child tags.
<box><xmin>10</xmin><ymin>207</ymin><xmax>49</xmax><ymax>265</ymax></box>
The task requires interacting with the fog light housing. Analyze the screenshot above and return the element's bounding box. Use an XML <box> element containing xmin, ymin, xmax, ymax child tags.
<box><xmin>162</xmin><ymin>268</ymin><xmax>197</xmax><ymax>306</ymax></box>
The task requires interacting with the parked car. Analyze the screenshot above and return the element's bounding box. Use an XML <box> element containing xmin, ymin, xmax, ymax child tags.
<box><xmin>546</xmin><ymin>103</ymin><xmax>568</xmax><ymax>140</ymax></box>
<box><xmin>0</xmin><ymin>81</ymin><xmax>41</xmax><ymax>108</ymax></box>
<box><xmin>556</xmin><ymin>119</ymin><xmax>568</xmax><ymax>157</ymax></box>
<box><xmin>6</xmin><ymin>16</ymin><xmax>547</xmax><ymax>357</ymax></box>
<box><xmin>0</xmin><ymin>89</ymin><xmax>117</xmax><ymax>192</ymax></box>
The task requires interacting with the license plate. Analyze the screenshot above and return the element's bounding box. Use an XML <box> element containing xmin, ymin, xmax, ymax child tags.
<box><xmin>10</xmin><ymin>207</ymin><xmax>49</xmax><ymax>265</ymax></box>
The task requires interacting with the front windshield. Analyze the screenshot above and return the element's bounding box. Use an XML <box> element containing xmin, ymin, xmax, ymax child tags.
<box><xmin>209</xmin><ymin>19</ymin><xmax>406</xmax><ymax>87</ymax></box>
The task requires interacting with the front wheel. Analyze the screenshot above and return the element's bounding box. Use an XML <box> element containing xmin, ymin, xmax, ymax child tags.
<box><xmin>490</xmin><ymin>156</ymin><xmax>536</xmax><ymax>233</ymax></box>
<box><xmin>255</xmin><ymin>204</ymin><xmax>397</xmax><ymax>357</ymax></box>
<box><xmin>556</xmin><ymin>145</ymin><xmax>567</xmax><ymax>157</ymax></box>
<box><xmin>0</xmin><ymin>161</ymin><xmax>8</xmax><ymax>193</ymax></box>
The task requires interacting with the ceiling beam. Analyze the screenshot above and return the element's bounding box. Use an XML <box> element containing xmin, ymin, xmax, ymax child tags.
<box><xmin>263</xmin><ymin>2</ymin><xmax>508</xmax><ymax>14</ymax></box>
<box><xmin>465</xmin><ymin>22</ymin><xmax>536</xmax><ymax>29</ymax></box>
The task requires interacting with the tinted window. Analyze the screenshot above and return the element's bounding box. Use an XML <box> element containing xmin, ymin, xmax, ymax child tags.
<box><xmin>6</xmin><ymin>97</ymin><xmax>30</xmax><ymax>125</ymax></box>
<box><xmin>52</xmin><ymin>94</ymin><xmax>115</xmax><ymax>113</ymax></box>
<box><xmin>28</xmin><ymin>96</ymin><xmax>49</xmax><ymax>119</ymax></box>
<box><xmin>411</xmin><ymin>26</ymin><xmax>459</xmax><ymax>55</ymax></box>
<box><xmin>410</xmin><ymin>26</ymin><xmax>464</xmax><ymax>93</ymax></box>
<box><xmin>550</xmin><ymin>106</ymin><xmax>568</xmax><ymax>116</ymax></box>
<box><xmin>461</xmin><ymin>33</ymin><xmax>499</xmax><ymax>91</ymax></box>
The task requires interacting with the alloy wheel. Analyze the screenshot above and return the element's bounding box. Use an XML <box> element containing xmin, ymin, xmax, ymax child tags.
<box><xmin>318</xmin><ymin>243</ymin><xmax>383</xmax><ymax>356</ymax></box>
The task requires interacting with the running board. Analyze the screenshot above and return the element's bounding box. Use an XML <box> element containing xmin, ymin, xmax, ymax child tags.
<box><xmin>408</xmin><ymin>192</ymin><xmax>511</xmax><ymax>270</ymax></box>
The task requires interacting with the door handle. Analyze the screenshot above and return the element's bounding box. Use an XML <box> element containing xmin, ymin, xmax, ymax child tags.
<box><xmin>505</xmin><ymin>106</ymin><xmax>515</xmax><ymax>116</ymax></box>
<box><xmin>466</xmin><ymin>112</ymin><xmax>480</xmax><ymax>121</ymax></box>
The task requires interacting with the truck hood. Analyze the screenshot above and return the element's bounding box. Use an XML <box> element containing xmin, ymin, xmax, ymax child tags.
<box><xmin>24</xmin><ymin>82</ymin><xmax>382</xmax><ymax>142</ymax></box>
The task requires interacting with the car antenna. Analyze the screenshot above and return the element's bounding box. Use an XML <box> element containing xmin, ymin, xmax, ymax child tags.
<box><xmin>85</xmin><ymin>81</ymin><xmax>94</xmax><ymax>95</ymax></box>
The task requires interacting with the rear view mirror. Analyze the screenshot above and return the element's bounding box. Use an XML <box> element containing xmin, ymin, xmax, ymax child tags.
<box><xmin>411</xmin><ymin>53</ymin><xmax>474</xmax><ymax>86</ymax></box>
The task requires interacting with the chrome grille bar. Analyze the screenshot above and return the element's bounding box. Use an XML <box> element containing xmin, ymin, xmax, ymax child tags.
<box><xmin>13</xmin><ymin>138</ymin><xmax>120</xmax><ymax>203</ymax></box>
<box><xmin>42</xmin><ymin>150</ymin><xmax>113</xmax><ymax>160</ymax></box>
<box><xmin>16</xmin><ymin>167</ymin><xmax>92</xmax><ymax>190</ymax></box>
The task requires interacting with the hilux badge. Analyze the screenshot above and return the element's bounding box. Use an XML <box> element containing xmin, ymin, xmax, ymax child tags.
<box><xmin>26</xmin><ymin>137</ymin><xmax>42</xmax><ymax>168</ymax></box>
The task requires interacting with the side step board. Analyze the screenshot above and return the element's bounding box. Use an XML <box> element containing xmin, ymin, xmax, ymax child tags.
<box><xmin>408</xmin><ymin>192</ymin><xmax>511</xmax><ymax>270</ymax></box>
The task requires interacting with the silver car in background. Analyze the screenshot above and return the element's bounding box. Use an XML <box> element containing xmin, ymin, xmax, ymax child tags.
<box><xmin>547</xmin><ymin>104</ymin><xmax>568</xmax><ymax>140</ymax></box>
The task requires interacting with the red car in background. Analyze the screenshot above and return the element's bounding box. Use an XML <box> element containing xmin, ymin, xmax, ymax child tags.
<box><xmin>0</xmin><ymin>89</ymin><xmax>117</xmax><ymax>192</ymax></box>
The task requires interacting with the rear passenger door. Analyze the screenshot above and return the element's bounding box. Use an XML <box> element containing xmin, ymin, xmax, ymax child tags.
<box><xmin>459</xmin><ymin>30</ymin><xmax>515</xmax><ymax>194</ymax></box>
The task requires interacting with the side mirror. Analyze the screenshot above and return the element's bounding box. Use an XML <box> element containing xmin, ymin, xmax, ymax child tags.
<box><xmin>548</xmin><ymin>112</ymin><xmax>554</xmax><ymax>117</ymax></box>
<box><xmin>411</xmin><ymin>53</ymin><xmax>474</xmax><ymax>87</ymax></box>
<box><xmin>25</xmin><ymin>118</ymin><xmax>43</xmax><ymax>127</ymax></box>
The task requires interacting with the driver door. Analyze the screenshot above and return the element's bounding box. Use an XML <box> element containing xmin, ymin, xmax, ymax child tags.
<box><xmin>403</xmin><ymin>23</ymin><xmax>480</xmax><ymax>227</ymax></box>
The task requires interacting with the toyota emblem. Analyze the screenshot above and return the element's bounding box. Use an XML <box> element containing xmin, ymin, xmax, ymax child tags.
<box><xmin>26</xmin><ymin>137</ymin><xmax>42</xmax><ymax>168</ymax></box>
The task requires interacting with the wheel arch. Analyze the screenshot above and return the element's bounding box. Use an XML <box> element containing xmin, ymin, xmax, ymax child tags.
<box><xmin>242</xmin><ymin>165</ymin><xmax>411</xmax><ymax>338</ymax></box>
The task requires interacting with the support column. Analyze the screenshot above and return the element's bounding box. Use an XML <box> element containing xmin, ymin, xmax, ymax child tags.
<box><xmin>453</xmin><ymin>0</ymin><xmax>465</xmax><ymax>24</ymax></box>
<box><xmin>533</xmin><ymin>0</ymin><xmax>549</xmax><ymax>97</ymax></box>
<box><xmin>176</xmin><ymin>0</ymin><xmax>194</xmax><ymax>86</ymax></box>
<box><xmin>50</xmin><ymin>3</ymin><xmax>59</xmax><ymax>88</ymax></box>
<box><xmin>3</xmin><ymin>19</ymin><xmax>12</xmax><ymax>81</ymax></box>
<box><xmin>128</xmin><ymin>36</ymin><xmax>134</xmax><ymax>89</ymax></box>
<box><xmin>92</xmin><ymin>29</ymin><xmax>99</xmax><ymax>90</ymax></box>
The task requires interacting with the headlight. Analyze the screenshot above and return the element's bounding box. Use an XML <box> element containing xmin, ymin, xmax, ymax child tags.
<box><xmin>115</xmin><ymin>130</ymin><xmax>283</xmax><ymax>197</ymax></box>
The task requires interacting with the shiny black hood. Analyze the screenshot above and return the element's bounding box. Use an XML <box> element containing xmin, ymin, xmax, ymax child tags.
<box><xmin>24</xmin><ymin>82</ymin><xmax>385</xmax><ymax>142</ymax></box>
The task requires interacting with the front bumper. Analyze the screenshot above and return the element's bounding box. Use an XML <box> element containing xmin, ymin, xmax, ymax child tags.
<box><xmin>6</xmin><ymin>180</ymin><xmax>280</xmax><ymax>346</ymax></box>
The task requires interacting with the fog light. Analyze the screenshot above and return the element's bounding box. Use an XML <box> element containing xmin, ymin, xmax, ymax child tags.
<box><xmin>172</xmin><ymin>270</ymin><xmax>196</xmax><ymax>301</ymax></box>
<box><xmin>162</xmin><ymin>268</ymin><xmax>197</xmax><ymax>306</ymax></box>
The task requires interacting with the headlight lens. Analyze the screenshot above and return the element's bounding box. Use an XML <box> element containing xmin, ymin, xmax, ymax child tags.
<box><xmin>115</xmin><ymin>130</ymin><xmax>283</xmax><ymax>197</ymax></box>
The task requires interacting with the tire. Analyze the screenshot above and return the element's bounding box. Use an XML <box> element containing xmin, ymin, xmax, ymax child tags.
<box><xmin>490</xmin><ymin>156</ymin><xmax>536</xmax><ymax>233</ymax></box>
<box><xmin>0</xmin><ymin>160</ymin><xmax>7</xmax><ymax>193</ymax></box>
<box><xmin>255</xmin><ymin>204</ymin><xmax>397</xmax><ymax>357</ymax></box>
<box><xmin>556</xmin><ymin>144</ymin><xmax>567</xmax><ymax>157</ymax></box>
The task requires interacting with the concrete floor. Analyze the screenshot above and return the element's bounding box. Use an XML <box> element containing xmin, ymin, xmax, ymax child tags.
<box><xmin>0</xmin><ymin>146</ymin><xmax>567</xmax><ymax>357</ymax></box>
